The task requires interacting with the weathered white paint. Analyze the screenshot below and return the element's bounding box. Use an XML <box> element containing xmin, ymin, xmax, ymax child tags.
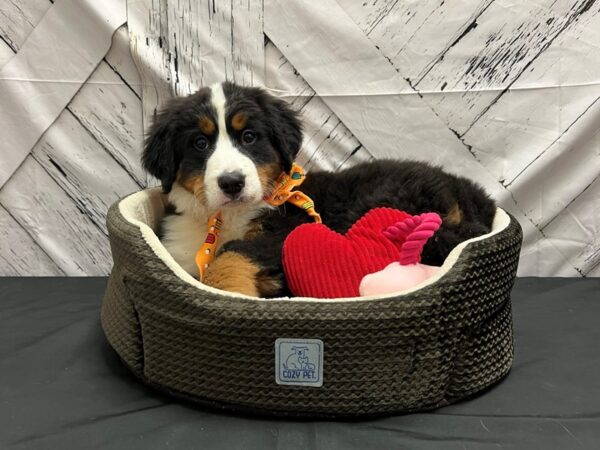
<box><xmin>0</xmin><ymin>204</ymin><xmax>64</xmax><ymax>276</ymax></box>
<box><xmin>0</xmin><ymin>0</ymin><xmax>51</xmax><ymax>53</ymax></box>
<box><xmin>414</xmin><ymin>0</ymin><xmax>596</xmax><ymax>135</ymax></box>
<box><xmin>0</xmin><ymin>0</ymin><xmax>126</xmax><ymax>188</ymax></box>
<box><xmin>508</xmin><ymin>101</ymin><xmax>600</xmax><ymax>229</ymax></box>
<box><xmin>340</xmin><ymin>0</ymin><xmax>495</xmax><ymax>83</ymax></box>
<box><xmin>264</xmin><ymin>42</ymin><xmax>371</xmax><ymax>172</ymax></box>
<box><xmin>462</xmin><ymin>7</ymin><xmax>600</xmax><ymax>185</ymax></box>
<box><xmin>0</xmin><ymin>37</ymin><xmax>12</xmax><ymax>67</ymax></box>
<box><xmin>67</xmin><ymin>61</ymin><xmax>145</xmax><ymax>186</ymax></box>
<box><xmin>30</xmin><ymin>109</ymin><xmax>142</xmax><ymax>233</ymax></box>
<box><xmin>104</xmin><ymin>25</ymin><xmax>143</xmax><ymax>98</ymax></box>
<box><xmin>265</xmin><ymin>0</ymin><xmax>500</xmax><ymax>189</ymax></box>
<box><xmin>127</xmin><ymin>0</ymin><xmax>173</xmax><ymax>145</ymax></box>
<box><xmin>165</xmin><ymin>0</ymin><xmax>264</xmax><ymax>94</ymax></box>
<box><xmin>128</xmin><ymin>0</ymin><xmax>264</xmax><ymax>130</ymax></box>
<box><xmin>0</xmin><ymin>3</ymin><xmax>144</xmax><ymax>276</ymax></box>
<box><xmin>0</xmin><ymin>157</ymin><xmax>113</xmax><ymax>275</ymax></box>
<box><xmin>586</xmin><ymin>257</ymin><xmax>600</xmax><ymax>276</ymax></box>
<box><xmin>544</xmin><ymin>178</ymin><xmax>600</xmax><ymax>275</ymax></box>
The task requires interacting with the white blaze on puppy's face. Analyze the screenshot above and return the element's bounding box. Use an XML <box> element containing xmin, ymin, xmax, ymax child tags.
<box><xmin>205</xmin><ymin>83</ymin><xmax>263</xmax><ymax>209</ymax></box>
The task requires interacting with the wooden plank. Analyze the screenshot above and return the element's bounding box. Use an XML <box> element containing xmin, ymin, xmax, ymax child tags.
<box><xmin>586</xmin><ymin>261</ymin><xmax>600</xmax><ymax>276</ymax></box>
<box><xmin>265</xmin><ymin>40</ymin><xmax>315</xmax><ymax>110</ymax></box>
<box><xmin>0</xmin><ymin>205</ymin><xmax>64</xmax><ymax>276</ymax></box>
<box><xmin>128</xmin><ymin>0</ymin><xmax>173</xmax><ymax>135</ymax></box>
<box><xmin>462</xmin><ymin>7</ymin><xmax>600</xmax><ymax>184</ymax></box>
<box><xmin>0</xmin><ymin>6</ymin><xmax>145</xmax><ymax>186</ymax></box>
<box><xmin>265</xmin><ymin>0</ymin><xmax>580</xmax><ymax>276</ymax></box>
<box><xmin>67</xmin><ymin>61</ymin><xmax>145</xmax><ymax>186</ymax></box>
<box><xmin>0</xmin><ymin>157</ymin><xmax>113</xmax><ymax>275</ymax></box>
<box><xmin>543</xmin><ymin>177</ymin><xmax>600</xmax><ymax>276</ymax></box>
<box><xmin>340</xmin><ymin>0</ymin><xmax>494</xmax><ymax>83</ymax></box>
<box><xmin>298</xmin><ymin>96</ymin><xmax>370</xmax><ymax>172</ymax></box>
<box><xmin>0</xmin><ymin>35</ymin><xmax>12</xmax><ymax>67</ymax></box>
<box><xmin>0</xmin><ymin>0</ymin><xmax>44</xmax><ymax>66</ymax></box>
<box><xmin>0</xmin><ymin>0</ymin><xmax>50</xmax><ymax>52</ymax></box>
<box><xmin>508</xmin><ymin>109</ymin><xmax>600</xmax><ymax>229</ymax></box>
<box><xmin>30</xmin><ymin>110</ymin><xmax>141</xmax><ymax>233</ymax></box>
<box><xmin>265</xmin><ymin>41</ymin><xmax>371</xmax><ymax>172</ymax></box>
<box><xmin>0</xmin><ymin>0</ymin><xmax>126</xmax><ymax>188</ymax></box>
<box><xmin>104</xmin><ymin>25</ymin><xmax>143</xmax><ymax>98</ymax></box>
<box><xmin>128</xmin><ymin>0</ymin><xmax>265</xmax><ymax>138</ymax></box>
<box><xmin>0</xmin><ymin>8</ymin><xmax>140</xmax><ymax>275</ymax></box>
<box><xmin>414</xmin><ymin>0</ymin><xmax>596</xmax><ymax>135</ymax></box>
<box><xmin>517</xmin><ymin>233</ymin><xmax>581</xmax><ymax>277</ymax></box>
<box><xmin>165</xmin><ymin>0</ymin><xmax>264</xmax><ymax>94</ymax></box>
<box><xmin>0</xmin><ymin>9</ymin><xmax>144</xmax><ymax>190</ymax></box>
<box><xmin>265</xmin><ymin>0</ymin><xmax>499</xmax><ymax>188</ymax></box>
<box><xmin>0</xmin><ymin>2</ymin><xmax>140</xmax><ymax>98</ymax></box>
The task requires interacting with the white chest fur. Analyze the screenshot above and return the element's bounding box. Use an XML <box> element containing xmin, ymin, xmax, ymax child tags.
<box><xmin>160</xmin><ymin>184</ymin><xmax>266</xmax><ymax>277</ymax></box>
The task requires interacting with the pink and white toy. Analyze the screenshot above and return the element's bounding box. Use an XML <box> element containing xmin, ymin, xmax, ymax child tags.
<box><xmin>359</xmin><ymin>212</ymin><xmax>443</xmax><ymax>296</ymax></box>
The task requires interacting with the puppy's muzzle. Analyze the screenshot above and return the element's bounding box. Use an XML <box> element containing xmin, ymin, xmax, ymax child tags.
<box><xmin>217</xmin><ymin>171</ymin><xmax>246</xmax><ymax>199</ymax></box>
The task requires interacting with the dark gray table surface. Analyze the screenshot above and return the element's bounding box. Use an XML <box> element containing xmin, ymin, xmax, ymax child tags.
<box><xmin>1</xmin><ymin>277</ymin><xmax>599</xmax><ymax>450</ymax></box>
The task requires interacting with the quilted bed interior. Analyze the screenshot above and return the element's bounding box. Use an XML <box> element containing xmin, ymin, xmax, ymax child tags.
<box><xmin>118</xmin><ymin>188</ymin><xmax>511</xmax><ymax>301</ymax></box>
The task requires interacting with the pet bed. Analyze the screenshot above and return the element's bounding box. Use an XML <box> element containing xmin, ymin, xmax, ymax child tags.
<box><xmin>101</xmin><ymin>188</ymin><xmax>523</xmax><ymax>418</ymax></box>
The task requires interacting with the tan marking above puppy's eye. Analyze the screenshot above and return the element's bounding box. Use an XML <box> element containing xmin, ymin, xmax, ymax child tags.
<box><xmin>231</xmin><ymin>112</ymin><xmax>248</xmax><ymax>131</ymax></box>
<box><xmin>198</xmin><ymin>116</ymin><xmax>216</xmax><ymax>135</ymax></box>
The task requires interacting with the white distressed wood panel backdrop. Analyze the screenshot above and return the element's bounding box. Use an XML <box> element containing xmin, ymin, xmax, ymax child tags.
<box><xmin>0</xmin><ymin>0</ymin><xmax>598</xmax><ymax>277</ymax></box>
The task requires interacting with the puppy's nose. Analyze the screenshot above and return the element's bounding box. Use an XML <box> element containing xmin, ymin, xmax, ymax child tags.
<box><xmin>217</xmin><ymin>171</ymin><xmax>245</xmax><ymax>198</ymax></box>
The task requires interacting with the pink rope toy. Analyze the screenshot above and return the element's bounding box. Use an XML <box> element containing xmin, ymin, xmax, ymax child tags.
<box><xmin>383</xmin><ymin>212</ymin><xmax>443</xmax><ymax>265</ymax></box>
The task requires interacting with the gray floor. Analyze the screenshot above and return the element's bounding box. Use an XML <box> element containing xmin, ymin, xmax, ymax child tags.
<box><xmin>1</xmin><ymin>278</ymin><xmax>599</xmax><ymax>449</ymax></box>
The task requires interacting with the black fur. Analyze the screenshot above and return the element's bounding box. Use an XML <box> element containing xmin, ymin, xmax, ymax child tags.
<box><xmin>142</xmin><ymin>88</ymin><xmax>214</xmax><ymax>193</ymax></box>
<box><xmin>258</xmin><ymin>91</ymin><xmax>303</xmax><ymax>173</ymax></box>
<box><xmin>220</xmin><ymin>159</ymin><xmax>496</xmax><ymax>297</ymax></box>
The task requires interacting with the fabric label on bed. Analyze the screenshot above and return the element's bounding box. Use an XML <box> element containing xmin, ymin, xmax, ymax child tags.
<box><xmin>275</xmin><ymin>338</ymin><xmax>323</xmax><ymax>387</ymax></box>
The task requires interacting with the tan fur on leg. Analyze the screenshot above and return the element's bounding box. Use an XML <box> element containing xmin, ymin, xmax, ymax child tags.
<box><xmin>203</xmin><ymin>252</ymin><xmax>260</xmax><ymax>297</ymax></box>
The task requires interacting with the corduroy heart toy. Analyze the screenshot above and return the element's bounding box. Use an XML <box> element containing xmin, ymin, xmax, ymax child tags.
<box><xmin>282</xmin><ymin>209</ymin><xmax>442</xmax><ymax>298</ymax></box>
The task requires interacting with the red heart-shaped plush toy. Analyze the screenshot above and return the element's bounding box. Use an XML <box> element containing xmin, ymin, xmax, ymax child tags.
<box><xmin>282</xmin><ymin>208</ymin><xmax>411</xmax><ymax>298</ymax></box>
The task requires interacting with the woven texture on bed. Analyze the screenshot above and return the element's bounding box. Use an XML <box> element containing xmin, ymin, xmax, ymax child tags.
<box><xmin>101</xmin><ymin>194</ymin><xmax>523</xmax><ymax>418</ymax></box>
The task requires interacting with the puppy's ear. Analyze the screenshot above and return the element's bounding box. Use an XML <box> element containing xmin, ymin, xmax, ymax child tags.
<box><xmin>142</xmin><ymin>113</ymin><xmax>178</xmax><ymax>193</ymax></box>
<box><xmin>261</xmin><ymin>94</ymin><xmax>303</xmax><ymax>173</ymax></box>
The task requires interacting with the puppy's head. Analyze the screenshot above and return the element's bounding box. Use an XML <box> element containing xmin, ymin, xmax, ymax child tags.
<box><xmin>142</xmin><ymin>82</ymin><xmax>302</xmax><ymax>211</ymax></box>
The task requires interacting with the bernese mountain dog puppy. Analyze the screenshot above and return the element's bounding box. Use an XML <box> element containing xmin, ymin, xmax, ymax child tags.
<box><xmin>143</xmin><ymin>81</ymin><xmax>496</xmax><ymax>298</ymax></box>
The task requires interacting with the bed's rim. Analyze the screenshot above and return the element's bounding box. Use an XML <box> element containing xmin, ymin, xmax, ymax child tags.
<box><xmin>117</xmin><ymin>188</ymin><xmax>512</xmax><ymax>303</ymax></box>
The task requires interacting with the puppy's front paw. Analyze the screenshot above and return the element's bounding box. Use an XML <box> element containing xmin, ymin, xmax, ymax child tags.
<box><xmin>202</xmin><ymin>252</ymin><xmax>261</xmax><ymax>297</ymax></box>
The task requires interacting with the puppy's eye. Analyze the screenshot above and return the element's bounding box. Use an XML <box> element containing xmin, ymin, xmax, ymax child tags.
<box><xmin>242</xmin><ymin>130</ymin><xmax>257</xmax><ymax>145</ymax></box>
<box><xmin>194</xmin><ymin>136</ymin><xmax>209</xmax><ymax>150</ymax></box>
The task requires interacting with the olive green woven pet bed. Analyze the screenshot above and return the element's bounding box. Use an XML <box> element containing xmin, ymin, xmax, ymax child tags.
<box><xmin>101</xmin><ymin>188</ymin><xmax>523</xmax><ymax>418</ymax></box>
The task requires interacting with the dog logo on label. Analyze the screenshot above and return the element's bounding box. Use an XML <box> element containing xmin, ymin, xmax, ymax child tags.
<box><xmin>275</xmin><ymin>338</ymin><xmax>323</xmax><ymax>387</ymax></box>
